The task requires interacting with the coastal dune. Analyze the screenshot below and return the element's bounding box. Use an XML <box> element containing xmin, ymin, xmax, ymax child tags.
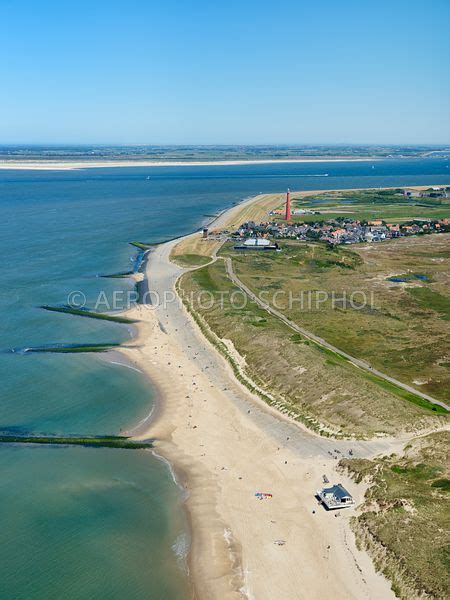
<box><xmin>118</xmin><ymin>195</ymin><xmax>402</xmax><ymax>599</ymax></box>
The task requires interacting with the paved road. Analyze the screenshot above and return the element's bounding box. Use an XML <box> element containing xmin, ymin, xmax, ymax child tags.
<box><xmin>224</xmin><ymin>256</ymin><xmax>449</xmax><ymax>412</ymax></box>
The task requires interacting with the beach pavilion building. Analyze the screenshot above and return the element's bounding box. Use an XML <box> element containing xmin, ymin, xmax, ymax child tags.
<box><xmin>317</xmin><ymin>483</ymin><xmax>355</xmax><ymax>510</ymax></box>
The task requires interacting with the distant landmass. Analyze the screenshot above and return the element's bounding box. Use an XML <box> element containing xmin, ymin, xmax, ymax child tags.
<box><xmin>1</xmin><ymin>144</ymin><xmax>450</xmax><ymax>162</ymax></box>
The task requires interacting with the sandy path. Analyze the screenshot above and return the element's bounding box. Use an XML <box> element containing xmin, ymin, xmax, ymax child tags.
<box><xmin>118</xmin><ymin>238</ymin><xmax>400</xmax><ymax>600</ymax></box>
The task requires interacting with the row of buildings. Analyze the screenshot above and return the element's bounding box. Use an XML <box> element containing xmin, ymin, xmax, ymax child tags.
<box><xmin>234</xmin><ymin>217</ymin><xmax>450</xmax><ymax>246</ymax></box>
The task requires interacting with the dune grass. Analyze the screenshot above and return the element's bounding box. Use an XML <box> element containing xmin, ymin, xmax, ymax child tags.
<box><xmin>170</xmin><ymin>233</ymin><xmax>223</xmax><ymax>263</ymax></box>
<box><xmin>179</xmin><ymin>259</ymin><xmax>446</xmax><ymax>437</ymax></box>
<box><xmin>175</xmin><ymin>190</ymin><xmax>448</xmax><ymax>435</ymax></box>
<box><xmin>340</xmin><ymin>431</ymin><xmax>450</xmax><ymax>599</ymax></box>
<box><xmin>219</xmin><ymin>234</ymin><xmax>450</xmax><ymax>403</ymax></box>
<box><xmin>171</xmin><ymin>253</ymin><xmax>212</xmax><ymax>267</ymax></box>
<box><xmin>407</xmin><ymin>287</ymin><xmax>450</xmax><ymax>320</ymax></box>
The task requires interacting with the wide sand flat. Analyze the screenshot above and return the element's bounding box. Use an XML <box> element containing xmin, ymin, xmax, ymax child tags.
<box><xmin>0</xmin><ymin>158</ymin><xmax>375</xmax><ymax>170</ymax></box>
<box><xmin>119</xmin><ymin>237</ymin><xmax>401</xmax><ymax>599</ymax></box>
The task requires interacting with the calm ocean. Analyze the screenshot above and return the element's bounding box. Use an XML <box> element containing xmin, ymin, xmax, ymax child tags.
<box><xmin>0</xmin><ymin>159</ymin><xmax>448</xmax><ymax>598</ymax></box>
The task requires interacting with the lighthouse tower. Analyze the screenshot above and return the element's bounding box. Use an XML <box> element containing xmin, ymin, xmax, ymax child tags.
<box><xmin>285</xmin><ymin>188</ymin><xmax>291</xmax><ymax>221</ymax></box>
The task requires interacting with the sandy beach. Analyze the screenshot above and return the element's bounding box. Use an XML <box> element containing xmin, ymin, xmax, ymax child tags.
<box><xmin>112</xmin><ymin>190</ymin><xmax>418</xmax><ymax>599</ymax></box>
<box><xmin>0</xmin><ymin>157</ymin><xmax>377</xmax><ymax>170</ymax></box>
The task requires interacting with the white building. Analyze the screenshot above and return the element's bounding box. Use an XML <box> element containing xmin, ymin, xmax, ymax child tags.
<box><xmin>243</xmin><ymin>237</ymin><xmax>271</xmax><ymax>247</ymax></box>
<box><xmin>317</xmin><ymin>483</ymin><xmax>355</xmax><ymax>510</ymax></box>
<box><xmin>234</xmin><ymin>237</ymin><xmax>278</xmax><ymax>251</ymax></box>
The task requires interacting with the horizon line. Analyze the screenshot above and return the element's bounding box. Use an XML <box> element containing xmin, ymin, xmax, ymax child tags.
<box><xmin>1</xmin><ymin>142</ymin><xmax>450</xmax><ymax>148</ymax></box>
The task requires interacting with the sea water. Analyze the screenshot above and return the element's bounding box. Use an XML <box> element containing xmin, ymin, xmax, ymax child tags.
<box><xmin>0</xmin><ymin>159</ymin><xmax>448</xmax><ymax>598</ymax></box>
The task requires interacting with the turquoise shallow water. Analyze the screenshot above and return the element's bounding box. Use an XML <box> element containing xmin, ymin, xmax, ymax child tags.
<box><xmin>0</xmin><ymin>159</ymin><xmax>448</xmax><ymax>597</ymax></box>
<box><xmin>0</xmin><ymin>446</ymin><xmax>188</xmax><ymax>599</ymax></box>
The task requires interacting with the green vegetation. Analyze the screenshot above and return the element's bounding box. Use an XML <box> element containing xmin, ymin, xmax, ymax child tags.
<box><xmin>0</xmin><ymin>435</ymin><xmax>152</xmax><ymax>449</ymax></box>
<box><xmin>407</xmin><ymin>287</ymin><xmax>450</xmax><ymax>320</ymax></box>
<box><xmin>285</xmin><ymin>188</ymin><xmax>450</xmax><ymax>223</ymax></box>
<box><xmin>175</xmin><ymin>188</ymin><xmax>448</xmax><ymax>437</ymax></box>
<box><xmin>41</xmin><ymin>305</ymin><xmax>138</xmax><ymax>324</ymax></box>
<box><xmin>178</xmin><ymin>257</ymin><xmax>446</xmax><ymax>437</ymax></box>
<box><xmin>315</xmin><ymin>346</ymin><xmax>445</xmax><ymax>412</ymax></box>
<box><xmin>431</xmin><ymin>478</ymin><xmax>450</xmax><ymax>491</ymax></box>
<box><xmin>171</xmin><ymin>253</ymin><xmax>211</xmax><ymax>267</ymax></box>
<box><xmin>219</xmin><ymin>233</ymin><xmax>450</xmax><ymax>402</ymax></box>
<box><xmin>360</xmin><ymin>371</ymin><xmax>447</xmax><ymax>413</ymax></box>
<box><xmin>129</xmin><ymin>241</ymin><xmax>153</xmax><ymax>250</ymax></box>
<box><xmin>340</xmin><ymin>432</ymin><xmax>450</xmax><ymax>599</ymax></box>
<box><xmin>3</xmin><ymin>145</ymin><xmax>447</xmax><ymax>162</ymax></box>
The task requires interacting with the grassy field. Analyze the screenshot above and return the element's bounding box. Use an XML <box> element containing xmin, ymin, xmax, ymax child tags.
<box><xmin>179</xmin><ymin>258</ymin><xmax>446</xmax><ymax>437</ymax></box>
<box><xmin>224</xmin><ymin>193</ymin><xmax>283</xmax><ymax>229</ymax></box>
<box><xmin>340</xmin><ymin>431</ymin><xmax>450</xmax><ymax>599</ymax></box>
<box><xmin>170</xmin><ymin>233</ymin><xmax>222</xmax><ymax>266</ymax></box>
<box><xmin>175</xmin><ymin>188</ymin><xmax>449</xmax><ymax>434</ymax></box>
<box><xmin>283</xmin><ymin>188</ymin><xmax>450</xmax><ymax>223</ymax></box>
<box><xmin>220</xmin><ymin>234</ymin><xmax>450</xmax><ymax>402</ymax></box>
<box><xmin>170</xmin><ymin>252</ymin><xmax>212</xmax><ymax>267</ymax></box>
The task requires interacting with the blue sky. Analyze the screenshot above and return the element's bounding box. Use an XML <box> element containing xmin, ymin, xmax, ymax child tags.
<box><xmin>1</xmin><ymin>0</ymin><xmax>449</xmax><ymax>144</ymax></box>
